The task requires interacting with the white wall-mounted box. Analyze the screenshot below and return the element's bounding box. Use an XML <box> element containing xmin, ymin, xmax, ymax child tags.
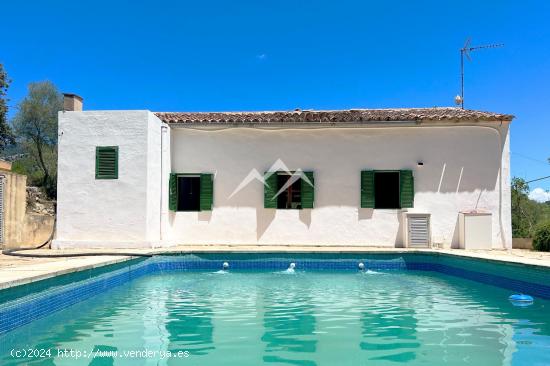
<box><xmin>458</xmin><ymin>211</ymin><xmax>492</xmax><ymax>250</ymax></box>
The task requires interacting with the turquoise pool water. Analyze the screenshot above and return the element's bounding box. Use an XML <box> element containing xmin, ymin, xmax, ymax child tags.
<box><xmin>1</xmin><ymin>269</ymin><xmax>550</xmax><ymax>365</ymax></box>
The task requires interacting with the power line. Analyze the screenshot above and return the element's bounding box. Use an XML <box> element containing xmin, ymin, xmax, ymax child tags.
<box><xmin>511</xmin><ymin>152</ymin><xmax>550</xmax><ymax>167</ymax></box>
<box><xmin>526</xmin><ymin>175</ymin><xmax>550</xmax><ymax>184</ymax></box>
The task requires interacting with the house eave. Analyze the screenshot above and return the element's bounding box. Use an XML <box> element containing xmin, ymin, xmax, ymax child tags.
<box><xmin>166</xmin><ymin>119</ymin><xmax>511</xmax><ymax>130</ymax></box>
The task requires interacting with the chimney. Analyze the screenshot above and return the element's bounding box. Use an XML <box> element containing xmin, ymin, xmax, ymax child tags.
<box><xmin>63</xmin><ymin>93</ymin><xmax>83</xmax><ymax>111</ymax></box>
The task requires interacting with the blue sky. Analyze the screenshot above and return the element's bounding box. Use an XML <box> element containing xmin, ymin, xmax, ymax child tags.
<box><xmin>2</xmin><ymin>0</ymin><xmax>549</xmax><ymax>194</ymax></box>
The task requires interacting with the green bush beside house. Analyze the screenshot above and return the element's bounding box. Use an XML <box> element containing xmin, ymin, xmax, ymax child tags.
<box><xmin>533</xmin><ymin>222</ymin><xmax>550</xmax><ymax>252</ymax></box>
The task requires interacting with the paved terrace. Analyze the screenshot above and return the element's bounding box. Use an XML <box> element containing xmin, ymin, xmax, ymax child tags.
<box><xmin>1</xmin><ymin>246</ymin><xmax>550</xmax><ymax>290</ymax></box>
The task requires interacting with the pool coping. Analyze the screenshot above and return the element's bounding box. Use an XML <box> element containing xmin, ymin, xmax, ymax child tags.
<box><xmin>1</xmin><ymin>247</ymin><xmax>549</xmax><ymax>291</ymax></box>
<box><xmin>0</xmin><ymin>256</ymin><xmax>137</xmax><ymax>291</ymax></box>
<box><xmin>155</xmin><ymin>246</ymin><xmax>550</xmax><ymax>269</ymax></box>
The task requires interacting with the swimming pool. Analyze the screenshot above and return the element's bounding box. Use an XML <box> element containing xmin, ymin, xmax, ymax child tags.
<box><xmin>1</xmin><ymin>253</ymin><xmax>550</xmax><ymax>365</ymax></box>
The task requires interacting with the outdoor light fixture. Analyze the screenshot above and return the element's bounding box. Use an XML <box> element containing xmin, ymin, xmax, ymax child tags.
<box><xmin>417</xmin><ymin>161</ymin><xmax>424</xmax><ymax>166</ymax></box>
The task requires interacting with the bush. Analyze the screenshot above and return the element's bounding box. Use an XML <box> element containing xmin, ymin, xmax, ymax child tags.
<box><xmin>533</xmin><ymin>222</ymin><xmax>550</xmax><ymax>252</ymax></box>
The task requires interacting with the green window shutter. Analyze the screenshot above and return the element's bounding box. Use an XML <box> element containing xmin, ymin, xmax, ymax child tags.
<box><xmin>264</xmin><ymin>172</ymin><xmax>278</xmax><ymax>208</ymax></box>
<box><xmin>95</xmin><ymin>146</ymin><xmax>118</xmax><ymax>179</ymax></box>
<box><xmin>200</xmin><ymin>173</ymin><xmax>214</xmax><ymax>211</ymax></box>
<box><xmin>169</xmin><ymin>173</ymin><xmax>177</xmax><ymax>211</ymax></box>
<box><xmin>361</xmin><ymin>170</ymin><xmax>375</xmax><ymax>208</ymax></box>
<box><xmin>400</xmin><ymin>170</ymin><xmax>414</xmax><ymax>208</ymax></box>
<box><xmin>301</xmin><ymin>171</ymin><xmax>315</xmax><ymax>209</ymax></box>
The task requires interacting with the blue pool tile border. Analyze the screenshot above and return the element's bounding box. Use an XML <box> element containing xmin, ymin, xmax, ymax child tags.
<box><xmin>0</xmin><ymin>258</ymin><xmax>152</xmax><ymax>335</ymax></box>
<box><xmin>1</xmin><ymin>252</ymin><xmax>550</xmax><ymax>335</ymax></box>
<box><xmin>433</xmin><ymin>263</ymin><xmax>550</xmax><ymax>300</ymax></box>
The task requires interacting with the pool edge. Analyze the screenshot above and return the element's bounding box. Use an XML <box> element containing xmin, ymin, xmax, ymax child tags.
<box><xmin>2</xmin><ymin>248</ymin><xmax>550</xmax><ymax>292</ymax></box>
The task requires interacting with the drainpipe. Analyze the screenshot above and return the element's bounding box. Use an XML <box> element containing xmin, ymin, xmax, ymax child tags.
<box><xmin>160</xmin><ymin>125</ymin><xmax>169</xmax><ymax>243</ymax></box>
<box><xmin>0</xmin><ymin>174</ymin><xmax>5</xmax><ymax>248</ymax></box>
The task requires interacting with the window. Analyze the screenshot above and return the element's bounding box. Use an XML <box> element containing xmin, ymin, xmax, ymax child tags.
<box><xmin>177</xmin><ymin>176</ymin><xmax>201</xmax><ymax>211</ymax></box>
<box><xmin>169</xmin><ymin>173</ymin><xmax>214</xmax><ymax>211</ymax></box>
<box><xmin>361</xmin><ymin>170</ymin><xmax>414</xmax><ymax>209</ymax></box>
<box><xmin>277</xmin><ymin>173</ymin><xmax>302</xmax><ymax>209</ymax></box>
<box><xmin>95</xmin><ymin>146</ymin><xmax>118</xmax><ymax>179</ymax></box>
<box><xmin>264</xmin><ymin>171</ymin><xmax>314</xmax><ymax>209</ymax></box>
<box><xmin>374</xmin><ymin>172</ymin><xmax>400</xmax><ymax>209</ymax></box>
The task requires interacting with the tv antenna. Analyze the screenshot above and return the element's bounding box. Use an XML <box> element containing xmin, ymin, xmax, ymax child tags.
<box><xmin>455</xmin><ymin>38</ymin><xmax>503</xmax><ymax>109</ymax></box>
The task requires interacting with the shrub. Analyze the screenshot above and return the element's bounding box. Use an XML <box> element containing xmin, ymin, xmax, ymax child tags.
<box><xmin>533</xmin><ymin>221</ymin><xmax>550</xmax><ymax>252</ymax></box>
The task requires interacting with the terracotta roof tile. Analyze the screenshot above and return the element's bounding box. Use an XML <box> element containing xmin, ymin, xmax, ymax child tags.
<box><xmin>155</xmin><ymin>107</ymin><xmax>514</xmax><ymax>125</ymax></box>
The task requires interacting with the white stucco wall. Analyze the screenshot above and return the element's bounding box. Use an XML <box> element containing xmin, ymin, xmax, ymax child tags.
<box><xmin>53</xmin><ymin>111</ymin><xmax>166</xmax><ymax>248</ymax></box>
<box><xmin>169</xmin><ymin>122</ymin><xmax>511</xmax><ymax>248</ymax></box>
<box><xmin>53</xmin><ymin>109</ymin><xmax>511</xmax><ymax>249</ymax></box>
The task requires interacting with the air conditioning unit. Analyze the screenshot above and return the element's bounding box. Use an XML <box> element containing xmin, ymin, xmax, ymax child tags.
<box><xmin>403</xmin><ymin>213</ymin><xmax>431</xmax><ymax>248</ymax></box>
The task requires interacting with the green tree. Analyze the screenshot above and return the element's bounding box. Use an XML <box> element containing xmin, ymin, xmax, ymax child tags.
<box><xmin>0</xmin><ymin>64</ymin><xmax>15</xmax><ymax>152</ymax></box>
<box><xmin>12</xmin><ymin>81</ymin><xmax>63</xmax><ymax>198</ymax></box>
<box><xmin>512</xmin><ymin>177</ymin><xmax>550</xmax><ymax>238</ymax></box>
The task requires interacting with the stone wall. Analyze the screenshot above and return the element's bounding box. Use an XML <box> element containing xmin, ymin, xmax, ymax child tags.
<box><xmin>512</xmin><ymin>238</ymin><xmax>533</xmax><ymax>250</ymax></box>
<box><xmin>2</xmin><ymin>170</ymin><xmax>27</xmax><ymax>247</ymax></box>
<box><xmin>26</xmin><ymin>187</ymin><xmax>55</xmax><ymax>215</ymax></box>
<box><xmin>1</xmin><ymin>170</ymin><xmax>55</xmax><ymax>249</ymax></box>
<box><xmin>19</xmin><ymin>213</ymin><xmax>55</xmax><ymax>248</ymax></box>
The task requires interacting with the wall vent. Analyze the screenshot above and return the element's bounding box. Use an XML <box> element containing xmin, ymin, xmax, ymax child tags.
<box><xmin>407</xmin><ymin>214</ymin><xmax>430</xmax><ymax>248</ymax></box>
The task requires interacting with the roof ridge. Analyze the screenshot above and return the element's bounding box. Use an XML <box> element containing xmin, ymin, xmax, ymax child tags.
<box><xmin>155</xmin><ymin>106</ymin><xmax>467</xmax><ymax>114</ymax></box>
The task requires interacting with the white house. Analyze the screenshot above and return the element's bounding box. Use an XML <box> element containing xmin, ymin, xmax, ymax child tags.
<box><xmin>53</xmin><ymin>94</ymin><xmax>514</xmax><ymax>249</ymax></box>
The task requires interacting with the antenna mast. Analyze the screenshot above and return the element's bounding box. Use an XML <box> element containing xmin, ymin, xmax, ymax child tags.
<box><xmin>457</xmin><ymin>39</ymin><xmax>503</xmax><ymax>109</ymax></box>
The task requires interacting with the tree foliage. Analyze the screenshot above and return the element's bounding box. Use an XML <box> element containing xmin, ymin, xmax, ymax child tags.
<box><xmin>0</xmin><ymin>63</ymin><xmax>15</xmax><ymax>152</ymax></box>
<box><xmin>533</xmin><ymin>221</ymin><xmax>550</xmax><ymax>251</ymax></box>
<box><xmin>512</xmin><ymin>177</ymin><xmax>550</xmax><ymax>238</ymax></box>
<box><xmin>12</xmin><ymin>81</ymin><xmax>63</xmax><ymax>198</ymax></box>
